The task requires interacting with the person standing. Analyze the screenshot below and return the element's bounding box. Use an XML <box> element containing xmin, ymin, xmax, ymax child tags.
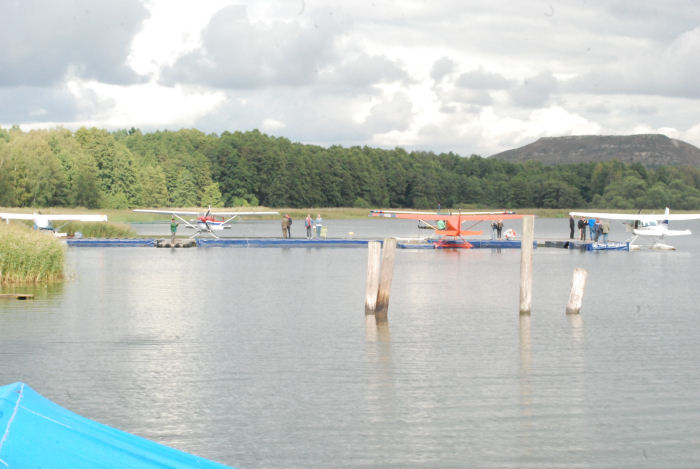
<box><xmin>315</xmin><ymin>214</ymin><xmax>323</xmax><ymax>238</ymax></box>
<box><xmin>578</xmin><ymin>217</ymin><xmax>586</xmax><ymax>241</ymax></box>
<box><xmin>281</xmin><ymin>215</ymin><xmax>288</xmax><ymax>238</ymax></box>
<box><xmin>170</xmin><ymin>217</ymin><xmax>178</xmax><ymax>245</ymax></box>
<box><xmin>601</xmin><ymin>219</ymin><xmax>610</xmax><ymax>243</ymax></box>
<box><xmin>594</xmin><ymin>219</ymin><xmax>603</xmax><ymax>242</ymax></box>
<box><xmin>569</xmin><ymin>215</ymin><xmax>575</xmax><ymax>239</ymax></box>
<box><xmin>496</xmin><ymin>220</ymin><xmax>503</xmax><ymax>239</ymax></box>
<box><xmin>588</xmin><ymin>216</ymin><xmax>596</xmax><ymax>240</ymax></box>
<box><xmin>305</xmin><ymin>214</ymin><xmax>312</xmax><ymax>239</ymax></box>
<box><xmin>285</xmin><ymin>214</ymin><xmax>292</xmax><ymax>238</ymax></box>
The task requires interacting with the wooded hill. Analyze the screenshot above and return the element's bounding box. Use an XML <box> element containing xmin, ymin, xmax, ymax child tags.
<box><xmin>490</xmin><ymin>134</ymin><xmax>700</xmax><ymax>167</ymax></box>
<box><xmin>2</xmin><ymin>126</ymin><xmax>700</xmax><ymax>210</ymax></box>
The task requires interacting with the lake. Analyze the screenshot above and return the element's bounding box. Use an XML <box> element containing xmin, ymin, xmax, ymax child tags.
<box><xmin>1</xmin><ymin>217</ymin><xmax>699</xmax><ymax>468</ymax></box>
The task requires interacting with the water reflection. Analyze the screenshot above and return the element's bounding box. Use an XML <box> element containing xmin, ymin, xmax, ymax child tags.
<box><xmin>364</xmin><ymin>315</ymin><xmax>395</xmax><ymax>421</ymax></box>
<box><xmin>567</xmin><ymin>312</ymin><xmax>584</xmax><ymax>343</ymax></box>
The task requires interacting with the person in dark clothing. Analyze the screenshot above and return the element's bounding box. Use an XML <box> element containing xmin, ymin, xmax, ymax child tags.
<box><xmin>285</xmin><ymin>214</ymin><xmax>292</xmax><ymax>238</ymax></box>
<box><xmin>577</xmin><ymin>217</ymin><xmax>586</xmax><ymax>241</ymax></box>
<box><xmin>569</xmin><ymin>215</ymin><xmax>575</xmax><ymax>239</ymax></box>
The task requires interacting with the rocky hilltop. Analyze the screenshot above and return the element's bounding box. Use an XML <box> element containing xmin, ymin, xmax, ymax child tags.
<box><xmin>489</xmin><ymin>134</ymin><xmax>700</xmax><ymax>167</ymax></box>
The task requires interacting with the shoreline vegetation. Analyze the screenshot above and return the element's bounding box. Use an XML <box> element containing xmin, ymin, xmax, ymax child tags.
<box><xmin>0</xmin><ymin>223</ymin><xmax>65</xmax><ymax>284</ymax></box>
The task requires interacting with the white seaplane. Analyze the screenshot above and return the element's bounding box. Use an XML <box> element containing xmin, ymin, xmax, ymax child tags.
<box><xmin>133</xmin><ymin>207</ymin><xmax>279</xmax><ymax>238</ymax></box>
<box><xmin>0</xmin><ymin>211</ymin><xmax>108</xmax><ymax>237</ymax></box>
<box><xmin>569</xmin><ymin>207</ymin><xmax>700</xmax><ymax>250</ymax></box>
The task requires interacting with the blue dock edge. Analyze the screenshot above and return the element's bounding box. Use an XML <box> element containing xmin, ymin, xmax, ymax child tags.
<box><xmin>64</xmin><ymin>238</ymin><xmax>540</xmax><ymax>249</ymax></box>
<box><xmin>196</xmin><ymin>238</ymin><xmax>369</xmax><ymax>247</ymax></box>
<box><xmin>66</xmin><ymin>238</ymin><xmax>156</xmax><ymax>247</ymax></box>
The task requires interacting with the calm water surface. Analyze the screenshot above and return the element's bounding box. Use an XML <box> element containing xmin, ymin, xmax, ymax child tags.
<box><xmin>1</xmin><ymin>218</ymin><xmax>699</xmax><ymax>468</ymax></box>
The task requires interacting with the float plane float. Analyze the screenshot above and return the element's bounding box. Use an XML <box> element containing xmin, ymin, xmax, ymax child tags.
<box><xmin>0</xmin><ymin>211</ymin><xmax>108</xmax><ymax>237</ymax></box>
<box><xmin>569</xmin><ymin>207</ymin><xmax>700</xmax><ymax>250</ymax></box>
<box><xmin>133</xmin><ymin>207</ymin><xmax>279</xmax><ymax>238</ymax></box>
<box><xmin>369</xmin><ymin>209</ymin><xmax>524</xmax><ymax>248</ymax></box>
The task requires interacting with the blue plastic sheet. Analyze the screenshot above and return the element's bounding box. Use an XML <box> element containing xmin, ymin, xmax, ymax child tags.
<box><xmin>0</xmin><ymin>382</ymin><xmax>233</xmax><ymax>468</ymax></box>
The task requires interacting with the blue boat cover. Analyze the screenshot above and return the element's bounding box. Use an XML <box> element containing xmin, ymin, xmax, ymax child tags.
<box><xmin>0</xmin><ymin>382</ymin><xmax>233</xmax><ymax>468</ymax></box>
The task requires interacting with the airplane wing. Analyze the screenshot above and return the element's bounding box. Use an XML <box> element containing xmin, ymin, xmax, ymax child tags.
<box><xmin>133</xmin><ymin>209</ymin><xmax>202</xmax><ymax>216</ymax></box>
<box><xmin>369</xmin><ymin>210</ymin><xmax>522</xmax><ymax>222</ymax></box>
<box><xmin>133</xmin><ymin>209</ymin><xmax>279</xmax><ymax>217</ymax></box>
<box><xmin>0</xmin><ymin>213</ymin><xmax>107</xmax><ymax>222</ymax></box>
<box><xmin>570</xmin><ymin>211</ymin><xmax>700</xmax><ymax>222</ymax></box>
<box><xmin>208</xmin><ymin>211</ymin><xmax>280</xmax><ymax>216</ymax></box>
<box><xmin>0</xmin><ymin>213</ymin><xmax>36</xmax><ymax>221</ymax></box>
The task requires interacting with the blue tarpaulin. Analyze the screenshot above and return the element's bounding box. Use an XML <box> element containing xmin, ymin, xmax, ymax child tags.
<box><xmin>0</xmin><ymin>382</ymin><xmax>233</xmax><ymax>468</ymax></box>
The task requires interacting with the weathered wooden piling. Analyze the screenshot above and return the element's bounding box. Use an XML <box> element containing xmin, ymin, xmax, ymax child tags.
<box><xmin>566</xmin><ymin>267</ymin><xmax>588</xmax><ymax>314</ymax></box>
<box><xmin>519</xmin><ymin>215</ymin><xmax>535</xmax><ymax>315</ymax></box>
<box><xmin>374</xmin><ymin>238</ymin><xmax>397</xmax><ymax>323</ymax></box>
<box><xmin>365</xmin><ymin>241</ymin><xmax>381</xmax><ymax>315</ymax></box>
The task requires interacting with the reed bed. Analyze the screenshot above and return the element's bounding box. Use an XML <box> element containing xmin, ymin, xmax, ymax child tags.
<box><xmin>61</xmin><ymin>221</ymin><xmax>137</xmax><ymax>238</ymax></box>
<box><xmin>0</xmin><ymin>223</ymin><xmax>65</xmax><ymax>284</ymax></box>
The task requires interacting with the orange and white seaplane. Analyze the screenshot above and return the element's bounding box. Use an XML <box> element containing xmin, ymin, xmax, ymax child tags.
<box><xmin>369</xmin><ymin>209</ymin><xmax>524</xmax><ymax>248</ymax></box>
<box><xmin>133</xmin><ymin>207</ymin><xmax>279</xmax><ymax>238</ymax></box>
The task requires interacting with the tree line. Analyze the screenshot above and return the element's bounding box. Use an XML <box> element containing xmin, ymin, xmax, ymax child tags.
<box><xmin>1</xmin><ymin>126</ymin><xmax>700</xmax><ymax>210</ymax></box>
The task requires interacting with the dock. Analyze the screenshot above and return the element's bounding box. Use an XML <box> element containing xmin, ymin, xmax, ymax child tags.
<box><xmin>64</xmin><ymin>237</ymin><xmax>629</xmax><ymax>251</ymax></box>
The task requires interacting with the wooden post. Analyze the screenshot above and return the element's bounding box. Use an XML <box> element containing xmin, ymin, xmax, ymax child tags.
<box><xmin>566</xmin><ymin>268</ymin><xmax>588</xmax><ymax>314</ymax></box>
<box><xmin>374</xmin><ymin>238</ymin><xmax>397</xmax><ymax>323</ymax></box>
<box><xmin>365</xmin><ymin>241</ymin><xmax>381</xmax><ymax>315</ymax></box>
<box><xmin>519</xmin><ymin>215</ymin><xmax>534</xmax><ymax>315</ymax></box>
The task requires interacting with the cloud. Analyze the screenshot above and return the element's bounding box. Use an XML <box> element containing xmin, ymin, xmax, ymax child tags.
<box><xmin>510</xmin><ymin>71</ymin><xmax>558</xmax><ymax>107</ymax></box>
<box><xmin>0</xmin><ymin>87</ymin><xmax>78</xmax><ymax>124</ymax></box>
<box><xmin>0</xmin><ymin>0</ymin><xmax>148</xmax><ymax>86</ymax></box>
<box><xmin>162</xmin><ymin>5</ymin><xmax>338</xmax><ymax>88</ymax></box>
<box><xmin>162</xmin><ymin>4</ymin><xmax>410</xmax><ymax>91</ymax></box>
<box><xmin>455</xmin><ymin>68</ymin><xmax>512</xmax><ymax>90</ymax></box>
<box><xmin>431</xmin><ymin>57</ymin><xmax>456</xmax><ymax>83</ymax></box>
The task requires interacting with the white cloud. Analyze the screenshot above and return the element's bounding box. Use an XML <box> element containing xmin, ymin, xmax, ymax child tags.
<box><xmin>2</xmin><ymin>0</ymin><xmax>700</xmax><ymax>156</ymax></box>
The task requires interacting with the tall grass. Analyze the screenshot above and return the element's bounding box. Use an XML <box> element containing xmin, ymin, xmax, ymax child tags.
<box><xmin>61</xmin><ymin>221</ymin><xmax>137</xmax><ymax>238</ymax></box>
<box><xmin>0</xmin><ymin>223</ymin><xmax>65</xmax><ymax>284</ymax></box>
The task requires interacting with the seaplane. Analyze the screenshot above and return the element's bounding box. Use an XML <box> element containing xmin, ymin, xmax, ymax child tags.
<box><xmin>133</xmin><ymin>207</ymin><xmax>279</xmax><ymax>238</ymax></box>
<box><xmin>569</xmin><ymin>207</ymin><xmax>700</xmax><ymax>250</ymax></box>
<box><xmin>369</xmin><ymin>209</ymin><xmax>524</xmax><ymax>248</ymax></box>
<box><xmin>0</xmin><ymin>211</ymin><xmax>108</xmax><ymax>237</ymax></box>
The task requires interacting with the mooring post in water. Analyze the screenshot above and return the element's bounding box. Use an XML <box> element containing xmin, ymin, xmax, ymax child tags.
<box><xmin>519</xmin><ymin>215</ymin><xmax>535</xmax><ymax>315</ymax></box>
<box><xmin>566</xmin><ymin>267</ymin><xmax>588</xmax><ymax>314</ymax></box>
<box><xmin>374</xmin><ymin>238</ymin><xmax>397</xmax><ymax>323</ymax></box>
<box><xmin>365</xmin><ymin>241</ymin><xmax>381</xmax><ymax>315</ymax></box>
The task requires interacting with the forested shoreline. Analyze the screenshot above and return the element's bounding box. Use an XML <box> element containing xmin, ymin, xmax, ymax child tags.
<box><xmin>2</xmin><ymin>126</ymin><xmax>700</xmax><ymax>211</ymax></box>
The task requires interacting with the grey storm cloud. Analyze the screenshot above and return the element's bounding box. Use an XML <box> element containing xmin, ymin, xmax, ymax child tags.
<box><xmin>162</xmin><ymin>5</ymin><xmax>409</xmax><ymax>90</ymax></box>
<box><xmin>0</xmin><ymin>0</ymin><xmax>148</xmax><ymax>87</ymax></box>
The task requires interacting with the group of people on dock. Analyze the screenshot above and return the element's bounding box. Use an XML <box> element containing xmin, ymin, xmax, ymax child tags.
<box><xmin>282</xmin><ymin>214</ymin><xmax>324</xmax><ymax>239</ymax></box>
<box><xmin>570</xmin><ymin>215</ymin><xmax>609</xmax><ymax>243</ymax></box>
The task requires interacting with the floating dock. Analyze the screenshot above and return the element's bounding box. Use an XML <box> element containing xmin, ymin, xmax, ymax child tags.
<box><xmin>64</xmin><ymin>237</ymin><xmax>629</xmax><ymax>251</ymax></box>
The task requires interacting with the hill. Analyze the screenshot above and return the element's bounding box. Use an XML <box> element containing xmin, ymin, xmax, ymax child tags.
<box><xmin>489</xmin><ymin>134</ymin><xmax>700</xmax><ymax>167</ymax></box>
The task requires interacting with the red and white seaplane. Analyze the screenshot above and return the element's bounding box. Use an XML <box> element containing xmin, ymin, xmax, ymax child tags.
<box><xmin>133</xmin><ymin>207</ymin><xmax>279</xmax><ymax>238</ymax></box>
<box><xmin>369</xmin><ymin>209</ymin><xmax>524</xmax><ymax>248</ymax></box>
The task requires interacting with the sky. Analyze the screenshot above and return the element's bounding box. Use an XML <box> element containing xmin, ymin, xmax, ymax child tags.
<box><xmin>2</xmin><ymin>0</ymin><xmax>700</xmax><ymax>157</ymax></box>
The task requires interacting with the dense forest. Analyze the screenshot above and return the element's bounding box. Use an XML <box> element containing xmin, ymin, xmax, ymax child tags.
<box><xmin>2</xmin><ymin>126</ymin><xmax>700</xmax><ymax>210</ymax></box>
